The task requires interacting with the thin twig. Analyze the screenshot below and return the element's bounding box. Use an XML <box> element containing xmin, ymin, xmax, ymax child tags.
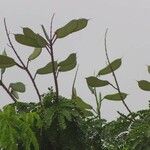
<box><xmin>4</xmin><ymin>19</ymin><xmax>42</xmax><ymax>106</ymax></box>
<box><xmin>0</xmin><ymin>80</ymin><xmax>17</xmax><ymax>102</ymax></box>
<box><xmin>108</xmin><ymin>81</ymin><xmax>118</xmax><ymax>90</ymax></box>
<box><xmin>50</xmin><ymin>13</ymin><xmax>55</xmax><ymax>40</ymax></box>
<box><xmin>33</xmin><ymin>72</ymin><xmax>37</xmax><ymax>80</ymax></box>
<box><xmin>45</xmin><ymin>46</ymin><xmax>51</xmax><ymax>55</ymax></box>
<box><xmin>52</xmin><ymin>35</ymin><xmax>57</xmax><ymax>45</ymax></box>
<box><xmin>16</xmin><ymin>63</ymin><xmax>25</xmax><ymax>69</ymax></box>
<box><xmin>41</xmin><ymin>24</ymin><xmax>50</xmax><ymax>42</ymax></box>
<box><xmin>4</xmin><ymin>18</ymin><xmax>25</xmax><ymax>67</ymax></box>
<box><xmin>47</xmin><ymin>14</ymin><xmax>59</xmax><ymax>102</ymax></box>
<box><xmin>104</xmin><ymin>29</ymin><xmax>132</xmax><ymax>114</ymax></box>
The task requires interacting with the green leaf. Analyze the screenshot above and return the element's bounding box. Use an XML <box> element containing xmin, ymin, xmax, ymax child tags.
<box><xmin>10</xmin><ymin>82</ymin><xmax>25</xmax><ymax>93</ymax></box>
<box><xmin>44</xmin><ymin>108</ymin><xmax>55</xmax><ymax>126</ymax></box>
<box><xmin>87</xmin><ymin>85</ymin><xmax>95</xmax><ymax>94</ymax></box>
<box><xmin>147</xmin><ymin>66</ymin><xmax>150</xmax><ymax>74</ymax></box>
<box><xmin>138</xmin><ymin>80</ymin><xmax>150</xmax><ymax>91</ymax></box>
<box><xmin>86</xmin><ymin>76</ymin><xmax>109</xmax><ymax>87</ymax></box>
<box><xmin>73</xmin><ymin>97</ymin><xmax>92</xmax><ymax>109</ymax></box>
<box><xmin>37</xmin><ymin>61</ymin><xmax>57</xmax><ymax>75</ymax></box>
<box><xmin>55</xmin><ymin>18</ymin><xmax>88</xmax><ymax>38</ymax></box>
<box><xmin>58</xmin><ymin>115</ymin><xmax>66</xmax><ymax>129</ymax></box>
<box><xmin>61</xmin><ymin>109</ymin><xmax>72</xmax><ymax>121</ymax></box>
<box><xmin>11</xmin><ymin>89</ymin><xmax>19</xmax><ymax>99</ymax></box>
<box><xmin>104</xmin><ymin>92</ymin><xmax>127</xmax><ymax>101</ymax></box>
<box><xmin>58</xmin><ymin>53</ymin><xmax>77</xmax><ymax>72</ymax></box>
<box><xmin>98</xmin><ymin>58</ymin><xmax>122</xmax><ymax>76</ymax></box>
<box><xmin>23</xmin><ymin>27</ymin><xmax>35</xmax><ymax>37</ymax></box>
<box><xmin>28</xmin><ymin>48</ymin><xmax>42</xmax><ymax>61</ymax></box>
<box><xmin>1</xmin><ymin>50</ymin><xmax>7</xmax><ymax>75</ymax></box>
<box><xmin>0</xmin><ymin>55</ymin><xmax>16</xmax><ymax>68</ymax></box>
<box><xmin>15</xmin><ymin>27</ymin><xmax>47</xmax><ymax>48</ymax></box>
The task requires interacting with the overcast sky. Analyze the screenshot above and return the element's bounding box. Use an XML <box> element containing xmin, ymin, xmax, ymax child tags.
<box><xmin>1</xmin><ymin>0</ymin><xmax>150</xmax><ymax>120</ymax></box>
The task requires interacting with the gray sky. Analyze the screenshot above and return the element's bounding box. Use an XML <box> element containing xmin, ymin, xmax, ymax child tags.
<box><xmin>1</xmin><ymin>0</ymin><xmax>150</xmax><ymax>120</ymax></box>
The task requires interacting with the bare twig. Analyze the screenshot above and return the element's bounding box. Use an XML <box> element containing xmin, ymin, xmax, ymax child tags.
<box><xmin>4</xmin><ymin>18</ymin><xmax>25</xmax><ymax>67</ymax></box>
<box><xmin>41</xmin><ymin>24</ymin><xmax>50</xmax><ymax>42</ymax></box>
<box><xmin>50</xmin><ymin>13</ymin><xmax>55</xmax><ymax>40</ymax></box>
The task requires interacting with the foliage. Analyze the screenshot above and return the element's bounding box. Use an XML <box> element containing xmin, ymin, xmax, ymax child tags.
<box><xmin>0</xmin><ymin>17</ymin><xmax>149</xmax><ymax>150</ymax></box>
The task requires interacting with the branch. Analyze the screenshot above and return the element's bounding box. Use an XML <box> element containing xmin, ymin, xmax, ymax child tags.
<box><xmin>4</xmin><ymin>18</ymin><xmax>25</xmax><ymax>67</ymax></box>
<box><xmin>47</xmin><ymin>14</ymin><xmax>59</xmax><ymax>102</ymax></box>
<box><xmin>104</xmin><ymin>29</ymin><xmax>132</xmax><ymax>114</ymax></box>
<box><xmin>4</xmin><ymin>18</ymin><xmax>42</xmax><ymax>106</ymax></box>
<box><xmin>0</xmin><ymin>80</ymin><xmax>17</xmax><ymax>103</ymax></box>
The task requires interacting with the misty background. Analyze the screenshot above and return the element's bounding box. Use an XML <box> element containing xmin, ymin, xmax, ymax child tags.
<box><xmin>0</xmin><ymin>0</ymin><xmax>150</xmax><ymax>120</ymax></box>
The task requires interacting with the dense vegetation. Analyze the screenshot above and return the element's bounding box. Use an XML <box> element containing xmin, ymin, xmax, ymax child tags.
<box><xmin>0</xmin><ymin>17</ymin><xmax>150</xmax><ymax>150</ymax></box>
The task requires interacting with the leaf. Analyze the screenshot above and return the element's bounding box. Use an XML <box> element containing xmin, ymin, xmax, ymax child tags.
<box><xmin>104</xmin><ymin>92</ymin><xmax>127</xmax><ymax>101</ymax></box>
<box><xmin>147</xmin><ymin>66</ymin><xmax>150</xmax><ymax>74</ymax></box>
<box><xmin>0</xmin><ymin>55</ymin><xmax>16</xmax><ymax>68</ymax></box>
<box><xmin>61</xmin><ymin>109</ymin><xmax>72</xmax><ymax>121</ymax></box>
<box><xmin>58</xmin><ymin>53</ymin><xmax>77</xmax><ymax>72</ymax></box>
<box><xmin>28</xmin><ymin>48</ymin><xmax>42</xmax><ymax>61</ymax></box>
<box><xmin>23</xmin><ymin>27</ymin><xmax>35</xmax><ymax>37</ymax></box>
<box><xmin>98</xmin><ymin>58</ymin><xmax>122</xmax><ymax>76</ymax></box>
<box><xmin>58</xmin><ymin>115</ymin><xmax>66</xmax><ymax>129</ymax></box>
<box><xmin>87</xmin><ymin>85</ymin><xmax>95</xmax><ymax>94</ymax></box>
<box><xmin>10</xmin><ymin>82</ymin><xmax>25</xmax><ymax>93</ymax></box>
<box><xmin>138</xmin><ymin>80</ymin><xmax>150</xmax><ymax>91</ymax></box>
<box><xmin>15</xmin><ymin>27</ymin><xmax>47</xmax><ymax>48</ymax></box>
<box><xmin>86</xmin><ymin>76</ymin><xmax>109</xmax><ymax>87</ymax></box>
<box><xmin>1</xmin><ymin>50</ymin><xmax>7</xmax><ymax>75</ymax></box>
<box><xmin>11</xmin><ymin>89</ymin><xmax>19</xmax><ymax>99</ymax></box>
<box><xmin>44</xmin><ymin>108</ymin><xmax>55</xmax><ymax>126</ymax></box>
<box><xmin>37</xmin><ymin>61</ymin><xmax>57</xmax><ymax>75</ymax></box>
<box><xmin>55</xmin><ymin>18</ymin><xmax>88</xmax><ymax>38</ymax></box>
<box><xmin>73</xmin><ymin>97</ymin><xmax>92</xmax><ymax>109</ymax></box>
